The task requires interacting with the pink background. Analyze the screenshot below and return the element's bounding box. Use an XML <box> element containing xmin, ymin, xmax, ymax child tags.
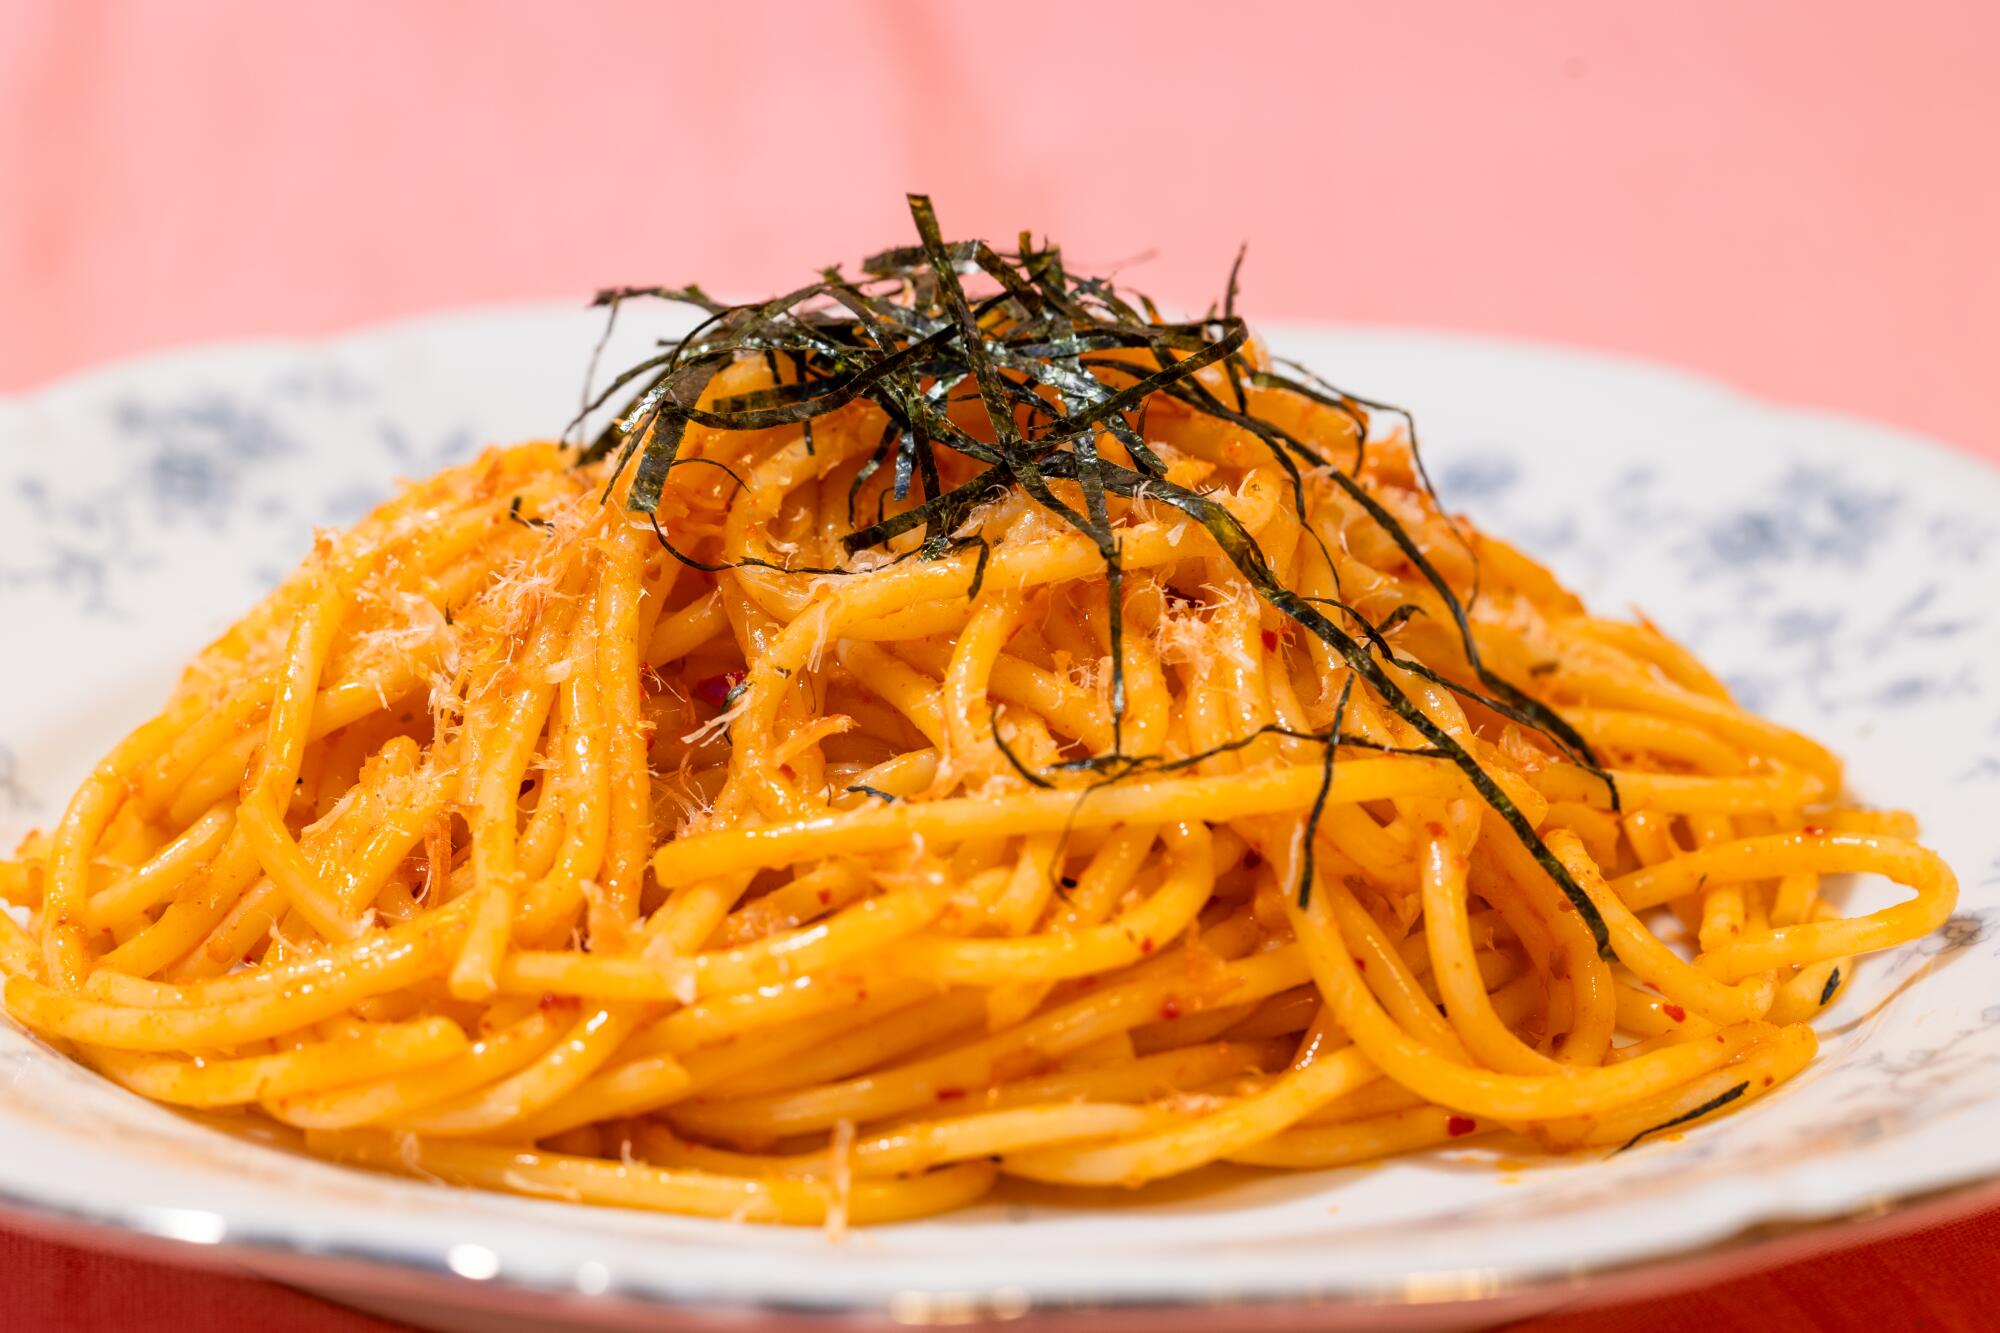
<box><xmin>3</xmin><ymin>2</ymin><xmax>1999</xmax><ymax>1330</ymax></box>
<box><xmin>3</xmin><ymin>1</ymin><xmax>1998</xmax><ymax>464</ymax></box>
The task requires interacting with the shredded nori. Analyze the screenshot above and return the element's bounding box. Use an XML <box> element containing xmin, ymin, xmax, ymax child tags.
<box><xmin>1299</xmin><ymin>676</ymin><xmax>1355</xmax><ymax>907</ymax></box>
<box><xmin>988</xmin><ymin>707</ymin><xmax>1055</xmax><ymax>790</ymax></box>
<box><xmin>1617</xmin><ymin>1082</ymin><xmax>1750</xmax><ymax>1153</ymax></box>
<box><xmin>1819</xmin><ymin>967</ymin><xmax>1842</xmax><ymax>1006</ymax></box>
<box><xmin>507</xmin><ymin>495</ymin><xmax>552</xmax><ymax>532</ymax></box>
<box><xmin>593</xmin><ymin>194</ymin><xmax>1614</xmax><ymax>952</ymax></box>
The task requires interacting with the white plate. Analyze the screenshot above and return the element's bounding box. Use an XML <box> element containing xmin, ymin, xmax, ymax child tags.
<box><xmin>3</xmin><ymin>308</ymin><xmax>1997</xmax><ymax>1331</ymax></box>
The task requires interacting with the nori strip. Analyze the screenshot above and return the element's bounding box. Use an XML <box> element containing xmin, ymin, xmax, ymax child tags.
<box><xmin>1079</xmin><ymin>457</ymin><xmax>1610</xmax><ymax>951</ymax></box>
<box><xmin>1617</xmin><ymin>1082</ymin><xmax>1750</xmax><ymax>1153</ymax></box>
<box><xmin>988</xmin><ymin>708</ymin><xmax>1055</xmax><ymax>790</ymax></box>
<box><xmin>1299</xmin><ymin>675</ymin><xmax>1355</xmax><ymax>907</ymax></box>
<box><xmin>507</xmin><ymin>496</ymin><xmax>552</xmax><ymax>532</ymax></box>
<box><xmin>595</xmin><ymin>194</ymin><xmax>1619</xmax><ymax>952</ymax></box>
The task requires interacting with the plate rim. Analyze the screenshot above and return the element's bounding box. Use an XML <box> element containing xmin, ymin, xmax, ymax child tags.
<box><xmin>2</xmin><ymin>1156</ymin><xmax>1996</xmax><ymax>1329</ymax></box>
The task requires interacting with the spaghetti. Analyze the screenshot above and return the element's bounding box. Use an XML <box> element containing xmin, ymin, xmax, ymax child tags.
<box><xmin>0</xmin><ymin>200</ymin><xmax>1958</xmax><ymax>1226</ymax></box>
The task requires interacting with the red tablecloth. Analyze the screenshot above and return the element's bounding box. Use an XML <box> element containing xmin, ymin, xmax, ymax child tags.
<box><xmin>7</xmin><ymin>1205</ymin><xmax>2000</xmax><ymax>1331</ymax></box>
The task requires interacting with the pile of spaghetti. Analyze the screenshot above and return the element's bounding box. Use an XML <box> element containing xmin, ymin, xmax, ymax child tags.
<box><xmin>0</xmin><ymin>199</ymin><xmax>1958</xmax><ymax>1227</ymax></box>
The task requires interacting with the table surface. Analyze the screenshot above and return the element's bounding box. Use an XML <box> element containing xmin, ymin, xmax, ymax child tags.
<box><xmin>3</xmin><ymin>2</ymin><xmax>1997</xmax><ymax>1329</ymax></box>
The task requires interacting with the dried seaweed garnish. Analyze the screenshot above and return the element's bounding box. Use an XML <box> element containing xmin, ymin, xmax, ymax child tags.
<box><xmin>1270</xmin><ymin>354</ymin><xmax>1477</xmax><ymax>586</ymax></box>
<box><xmin>1220</xmin><ymin>244</ymin><xmax>1250</xmax><ymax>414</ymax></box>
<box><xmin>989</xmin><ymin>707</ymin><xmax>1054</xmax><ymax>790</ymax></box>
<box><xmin>1016</xmin><ymin>718</ymin><xmax>1440</xmax><ymax>794</ymax></box>
<box><xmin>1616</xmin><ymin>1082</ymin><xmax>1750</xmax><ymax>1153</ymax></box>
<box><xmin>1820</xmin><ymin>967</ymin><xmax>1842</xmax><ymax>1006</ymax></box>
<box><xmin>1375</xmin><ymin>604</ymin><xmax>1424</xmax><ymax>636</ymax></box>
<box><xmin>1044</xmin><ymin>724</ymin><xmax>1439</xmax><ymax>782</ymax></box>
<box><xmin>572</xmin><ymin>289</ymin><xmax>626</xmax><ymax>448</ymax></box>
<box><xmin>907</xmin><ymin>195</ymin><xmax>1134</xmax><ymax>743</ymax></box>
<box><xmin>508</xmin><ymin>496</ymin><xmax>552</xmax><ymax>532</ymax></box>
<box><xmin>956</xmin><ymin>534</ymin><xmax>993</xmax><ymax>600</ymax></box>
<box><xmin>1143</xmin><ymin>350</ymin><xmax>1607</xmax><ymax>800</ymax></box>
<box><xmin>846</xmin><ymin>785</ymin><xmax>898</xmax><ymax>803</ymax></box>
<box><xmin>1299</xmin><ymin>675</ymin><xmax>1355</xmax><ymax>907</ymax></box>
<box><xmin>596</xmin><ymin>194</ymin><xmax>1615</xmax><ymax>952</ymax></box>
<box><xmin>1079</xmin><ymin>458</ymin><xmax>1609</xmax><ymax>950</ymax></box>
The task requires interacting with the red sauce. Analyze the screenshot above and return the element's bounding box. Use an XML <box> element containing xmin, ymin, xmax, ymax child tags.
<box><xmin>1662</xmin><ymin>1004</ymin><xmax>1687</xmax><ymax>1023</ymax></box>
<box><xmin>1446</xmin><ymin>1115</ymin><xmax>1477</xmax><ymax>1137</ymax></box>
